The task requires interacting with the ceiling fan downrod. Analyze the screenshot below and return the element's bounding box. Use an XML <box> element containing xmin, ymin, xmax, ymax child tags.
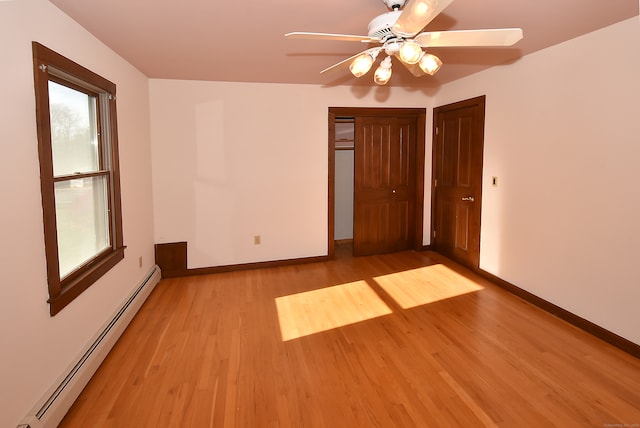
<box><xmin>382</xmin><ymin>0</ymin><xmax>407</xmax><ymax>11</ymax></box>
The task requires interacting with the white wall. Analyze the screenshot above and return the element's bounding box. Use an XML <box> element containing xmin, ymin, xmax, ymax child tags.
<box><xmin>434</xmin><ymin>18</ymin><xmax>640</xmax><ymax>345</ymax></box>
<box><xmin>0</xmin><ymin>0</ymin><xmax>156</xmax><ymax>426</ymax></box>
<box><xmin>150</xmin><ymin>81</ymin><xmax>433</xmax><ymax>268</ymax></box>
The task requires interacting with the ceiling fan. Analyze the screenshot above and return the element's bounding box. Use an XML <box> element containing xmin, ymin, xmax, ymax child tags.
<box><xmin>285</xmin><ymin>0</ymin><xmax>523</xmax><ymax>85</ymax></box>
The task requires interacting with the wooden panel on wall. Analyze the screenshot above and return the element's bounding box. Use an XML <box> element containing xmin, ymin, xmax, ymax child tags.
<box><xmin>154</xmin><ymin>242</ymin><xmax>187</xmax><ymax>278</ymax></box>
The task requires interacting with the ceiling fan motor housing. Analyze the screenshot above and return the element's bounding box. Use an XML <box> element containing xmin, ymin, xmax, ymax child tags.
<box><xmin>368</xmin><ymin>11</ymin><xmax>402</xmax><ymax>39</ymax></box>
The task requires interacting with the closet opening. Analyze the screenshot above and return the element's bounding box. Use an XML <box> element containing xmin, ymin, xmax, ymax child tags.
<box><xmin>334</xmin><ymin>117</ymin><xmax>355</xmax><ymax>257</ymax></box>
<box><xmin>328</xmin><ymin>107</ymin><xmax>426</xmax><ymax>259</ymax></box>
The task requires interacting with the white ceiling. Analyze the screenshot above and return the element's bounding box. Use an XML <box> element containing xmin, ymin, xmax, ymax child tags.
<box><xmin>50</xmin><ymin>0</ymin><xmax>638</xmax><ymax>89</ymax></box>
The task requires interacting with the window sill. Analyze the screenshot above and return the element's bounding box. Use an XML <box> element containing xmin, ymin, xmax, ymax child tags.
<box><xmin>48</xmin><ymin>246</ymin><xmax>126</xmax><ymax>316</ymax></box>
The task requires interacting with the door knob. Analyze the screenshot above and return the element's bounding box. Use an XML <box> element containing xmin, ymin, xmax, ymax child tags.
<box><xmin>461</xmin><ymin>196</ymin><xmax>475</xmax><ymax>202</ymax></box>
<box><xmin>392</xmin><ymin>189</ymin><xmax>396</xmax><ymax>194</ymax></box>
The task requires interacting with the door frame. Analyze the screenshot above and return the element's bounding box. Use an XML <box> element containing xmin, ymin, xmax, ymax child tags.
<box><xmin>430</xmin><ymin>96</ymin><xmax>485</xmax><ymax>269</ymax></box>
<box><xmin>328</xmin><ymin>107</ymin><xmax>426</xmax><ymax>258</ymax></box>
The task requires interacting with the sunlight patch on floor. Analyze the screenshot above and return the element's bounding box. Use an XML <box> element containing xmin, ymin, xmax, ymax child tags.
<box><xmin>373</xmin><ymin>264</ymin><xmax>484</xmax><ymax>309</ymax></box>
<box><xmin>275</xmin><ymin>280</ymin><xmax>393</xmax><ymax>341</ymax></box>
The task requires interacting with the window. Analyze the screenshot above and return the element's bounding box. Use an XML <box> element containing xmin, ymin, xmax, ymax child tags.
<box><xmin>32</xmin><ymin>42</ymin><xmax>125</xmax><ymax>315</ymax></box>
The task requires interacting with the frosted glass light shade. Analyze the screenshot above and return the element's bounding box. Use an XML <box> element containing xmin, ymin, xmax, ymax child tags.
<box><xmin>399</xmin><ymin>41</ymin><xmax>423</xmax><ymax>65</ymax></box>
<box><xmin>374</xmin><ymin>56</ymin><xmax>393</xmax><ymax>85</ymax></box>
<box><xmin>349</xmin><ymin>54</ymin><xmax>374</xmax><ymax>77</ymax></box>
<box><xmin>419</xmin><ymin>53</ymin><xmax>442</xmax><ymax>75</ymax></box>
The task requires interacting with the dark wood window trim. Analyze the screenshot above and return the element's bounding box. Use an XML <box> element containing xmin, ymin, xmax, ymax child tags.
<box><xmin>32</xmin><ymin>42</ymin><xmax>125</xmax><ymax>315</ymax></box>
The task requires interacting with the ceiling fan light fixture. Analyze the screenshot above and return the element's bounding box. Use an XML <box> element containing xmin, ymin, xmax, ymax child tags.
<box><xmin>399</xmin><ymin>41</ymin><xmax>423</xmax><ymax>64</ymax></box>
<box><xmin>374</xmin><ymin>56</ymin><xmax>393</xmax><ymax>85</ymax></box>
<box><xmin>418</xmin><ymin>53</ymin><xmax>442</xmax><ymax>75</ymax></box>
<box><xmin>350</xmin><ymin>52</ymin><xmax>376</xmax><ymax>77</ymax></box>
<box><xmin>287</xmin><ymin>0</ymin><xmax>522</xmax><ymax>82</ymax></box>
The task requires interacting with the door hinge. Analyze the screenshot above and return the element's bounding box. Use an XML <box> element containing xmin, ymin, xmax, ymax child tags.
<box><xmin>433</xmin><ymin>230</ymin><xmax>437</xmax><ymax>238</ymax></box>
<box><xmin>434</xmin><ymin>179</ymin><xmax>438</xmax><ymax>187</ymax></box>
<box><xmin>435</xmin><ymin>126</ymin><xmax>439</xmax><ymax>135</ymax></box>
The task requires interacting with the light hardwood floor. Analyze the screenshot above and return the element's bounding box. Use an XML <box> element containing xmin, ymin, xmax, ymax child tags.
<box><xmin>61</xmin><ymin>246</ymin><xmax>640</xmax><ymax>427</ymax></box>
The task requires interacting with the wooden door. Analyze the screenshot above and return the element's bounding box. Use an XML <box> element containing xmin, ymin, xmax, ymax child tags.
<box><xmin>432</xmin><ymin>96</ymin><xmax>485</xmax><ymax>268</ymax></box>
<box><xmin>353</xmin><ymin>116</ymin><xmax>416</xmax><ymax>256</ymax></box>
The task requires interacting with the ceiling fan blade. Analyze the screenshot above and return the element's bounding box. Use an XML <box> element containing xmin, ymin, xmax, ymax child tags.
<box><xmin>394</xmin><ymin>53</ymin><xmax>426</xmax><ymax>77</ymax></box>
<box><xmin>392</xmin><ymin>0</ymin><xmax>455</xmax><ymax>38</ymax></box>
<box><xmin>414</xmin><ymin>28</ymin><xmax>523</xmax><ymax>47</ymax></box>
<box><xmin>320</xmin><ymin>48</ymin><xmax>382</xmax><ymax>74</ymax></box>
<box><xmin>285</xmin><ymin>32</ymin><xmax>380</xmax><ymax>43</ymax></box>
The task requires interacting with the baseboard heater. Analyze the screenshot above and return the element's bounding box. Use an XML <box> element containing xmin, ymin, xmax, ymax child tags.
<box><xmin>18</xmin><ymin>265</ymin><xmax>162</xmax><ymax>428</ymax></box>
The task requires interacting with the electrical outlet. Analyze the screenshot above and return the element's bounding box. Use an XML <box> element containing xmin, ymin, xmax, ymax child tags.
<box><xmin>254</xmin><ymin>235</ymin><xmax>261</xmax><ymax>245</ymax></box>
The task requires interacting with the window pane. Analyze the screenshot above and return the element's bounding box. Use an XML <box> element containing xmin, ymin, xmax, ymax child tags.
<box><xmin>55</xmin><ymin>176</ymin><xmax>110</xmax><ymax>278</ymax></box>
<box><xmin>48</xmin><ymin>81</ymin><xmax>100</xmax><ymax>176</ymax></box>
